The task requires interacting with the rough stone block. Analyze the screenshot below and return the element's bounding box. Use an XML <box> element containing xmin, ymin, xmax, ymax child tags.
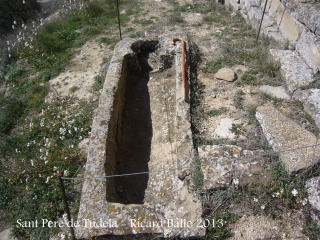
<box><xmin>293</xmin><ymin>89</ymin><xmax>320</xmax><ymax>129</ymax></box>
<box><xmin>259</xmin><ymin>85</ymin><xmax>290</xmax><ymax>100</ymax></box>
<box><xmin>269</xmin><ymin>49</ymin><xmax>314</xmax><ymax>93</ymax></box>
<box><xmin>286</xmin><ymin>0</ymin><xmax>320</xmax><ymax>38</ymax></box>
<box><xmin>306</xmin><ymin>177</ymin><xmax>320</xmax><ymax>211</ymax></box>
<box><xmin>296</xmin><ymin>30</ymin><xmax>320</xmax><ymax>73</ymax></box>
<box><xmin>256</xmin><ymin>104</ymin><xmax>320</xmax><ymax>174</ymax></box>
<box><xmin>198</xmin><ymin>145</ymin><xmax>269</xmax><ymax>190</ymax></box>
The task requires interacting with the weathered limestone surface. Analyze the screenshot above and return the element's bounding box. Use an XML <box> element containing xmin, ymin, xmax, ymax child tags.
<box><xmin>269</xmin><ymin>49</ymin><xmax>314</xmax><ymax>93</ymax></box>
<box><xmin>198</xmin><ymin>145</ymin><xmax>269</xmax><ymax>190</ymax></box>
<box><xmin>306</xmin><ymin>176</ymin><xmax>320</xmax><ymax>226</ymax></box>
<box><xmin>0</xmin><ymin>229</ymin><xmax>17</xmax><ymax>240</ymax></box>
<box><xmin>259</xmin><ymin>85</ymin><xmax>290</xmax><ymax>100</ymax></box>
<box><xmin>264</xmin><ymin>0</ymin><xmax>301</xmax><ymax>44</ymax></box>
<box><xmin>293</xmin><ymin>89</ymin><xmax>320</xmax><ymax>129</ymax></box>
<box><xmin>286</xmin><ymin>0</ymin><xmax>320</xmax><ymax>37</ymax></box>
<box><xmin>296</xmin><ymin>30</ymin><xmax>320</xmax><ymax>74</ymax></box>
<box><xmin>214</xmin><ymin>118</ymin><xmax>236</xmax><ymax>139</ymax></box>
<box><xmin>306</xmin><ymin>177</ymin><xmax>320</xmax><ymax>211</ymax></box>
<box><xmin>256</xmin><ymin>104</ymin><xmax>320</xmax><ymax>174</ymax></box>
<box><xmin>76</xmin><ymin>37</ymin><xmax>205</xmax><ymax>239</ymax></box>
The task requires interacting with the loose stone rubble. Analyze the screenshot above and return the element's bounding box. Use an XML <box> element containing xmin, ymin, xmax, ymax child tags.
<box><xmin>256</xmin><ymin>104</ymin><xmax>320</xmax><ymax>174</ymax></box>
<box><xmin>198</xmin><ymin>145</ymin><xmax>269</xmax><ymax>190</ymax></box>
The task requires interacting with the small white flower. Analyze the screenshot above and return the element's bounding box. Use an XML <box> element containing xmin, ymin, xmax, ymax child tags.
<box><xmin>45</xmin><ymin>177</ymin><xmax>50</xmax><ymax>184</ymax></box>
<box><xmin>59</xmin><ymin>128</ymin><xmax>66</xmax><ymax>135</ymax></box>
<box><xmin>30</xmin><ymin>159</ymin><xmax>34</xmax><ymax>167</ymax></box>
<box><xmin>301</xmin><ymin>198</ymin><xmax>308</xmax><ymax>206</ymax></box>
<box><xmin>260</xmin><ymin>204</ymin><xmax>265</xmax><ymax>210</ymax></box>
<box><xmin>53</xmin><ymin>166</ymin><xmax>58</xmax><ymax>171</ymax></box>
<box><xmin>25</xmin><ymin>42</ymin><xmax>29</xmax><ymax>47</ymax></box>
<box><xmin>40</xmin><ymin>118</ymin><xmax>45</xmax><ymax>127</ymax></box>
<box><xmin>233</xmin><ymin>178</ymin><xmax>239</xmax><ymax>185</ymax></box>
<box><xmin>292</xmin><ymin>189</ymin><xmax>298</xmax><ymax>197</ymax></box>
<box><xmin>253</xmin><ymin>197</ymin><xmax>258</xmax><ymax>202</ymax></box>
<box><xmin>64</xmin><ymin>170</ymin><xmax>69</xmax><ymax>176</ymax></box>
<box><xmin>22</xmin><ymin>0</ymin><xmax>25</xmax><ymax>4</ymax></box>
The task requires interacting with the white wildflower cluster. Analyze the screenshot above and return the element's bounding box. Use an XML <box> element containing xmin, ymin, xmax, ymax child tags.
<box><xmin>291</xmin><ymin>188</ymin><xmax>298</xmax><ymax>197</ymax></box>
<box><xmin>6</xmin><ymin>0</ymin><xmax>88</xmax><ymax>58</ymax></box>
<box><xmin>298</xmin><ymin>198</ymin><xmax>308</xmax><ymax>206</ymax></box>
<box><xmin>272</xmin><ymin>192</ymin><xmax>280</xmax><ymax>198</ymax></box>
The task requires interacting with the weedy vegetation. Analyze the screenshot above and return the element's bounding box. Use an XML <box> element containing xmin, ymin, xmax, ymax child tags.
<box><xmin>0</xmin><ymin>0</ymin><xmax>143</xmax><ymax>238</ymax></box>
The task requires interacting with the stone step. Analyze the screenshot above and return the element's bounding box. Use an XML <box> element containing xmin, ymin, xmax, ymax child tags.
<box><xmin>198</xmin><ymin>145</ymin><xmax>270</xmax><ymax>190</ymax></box>
<box><xmin>256</xmin><ymin>104</ymin><xmax>320</xmax><ymax>174</ymax></box>
<box><xmin>269</xmin><ymin>49</ymin><xmax>314</xmax><ymax>93</ymax></box>
<box><xmin>293</xmin><ymin>88</ymin><xmax>320</xmax><ymax>129</ymax></box>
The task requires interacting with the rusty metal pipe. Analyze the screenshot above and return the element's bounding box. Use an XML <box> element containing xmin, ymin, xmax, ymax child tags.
<box><xmin>173</xmin><ymin>37</ymin><xmax>186</xmax><ymax>99</ymax></box>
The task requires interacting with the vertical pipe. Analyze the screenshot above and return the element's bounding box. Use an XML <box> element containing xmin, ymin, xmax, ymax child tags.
<box><xmin>256</xmin><ymin>0</ymin><xmax>268</xmax><ymax>42</ymax></box>
<box><xmin>58</xmin><ymin>174</ymin><xmax>76</xmax><ymax>240</ymax></box>
<box><xmin>116</xmin><ymin>0</ymin><xmax>122</xmax><ymax>40</ymax></box>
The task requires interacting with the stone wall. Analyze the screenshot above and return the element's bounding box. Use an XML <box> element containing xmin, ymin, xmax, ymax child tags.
<box><xmin>225</xmin><ymin>0</ymin><xmax>320</xmax><ymax>73</ymax></box>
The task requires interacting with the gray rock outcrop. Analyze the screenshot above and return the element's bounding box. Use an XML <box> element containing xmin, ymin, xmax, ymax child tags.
<box><xmin>256</xmin><ymin>104</ymin><xmax>320</xmax><ymax>174</ymax></box>
<box><xmin>198</xmin><ymin>145</ymin><xmax>269</xmax><ymax>190</ymax></box>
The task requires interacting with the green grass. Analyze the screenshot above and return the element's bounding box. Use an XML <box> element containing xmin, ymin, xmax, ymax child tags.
<box><xmin>207</xmin><ymin>107</ymin><xmax>228</xmax><ymax>117</ymax></box>
<box><xmin>230</xmin><ymin>123</ymin><xmax>243</xmax><ymax>136</ymax></box>
<box><xmin>92</xmin><ymin>75</ymin><xmax>104</xmax><ymax>91</ymax></box>
<box><xmin>0</xmin><ymin>96</ymin><xmax>97</xmax><ymax>239</ymax></box>
<box><xmin>0</xmin><ymin>0</ymin><xmax>142</xmax><ymax>238</ymax></box>
<box><xmin>192</xmin><ymin>156</ymin><xmax>204</xmax><ymax>192</ymax></box>
<box><xmin>233</xmin><ymin>90</ymin><xmax>245</xmax><ymax>109</ymax></box>
<box><xmin>201</xmin><ymin>189</ymin><xmax>240</xmax><ymax>240</ymax></box>
<box><xmin>237</xmin><ymin>71</ymin><xmax>257</xmax><ymax>86</ymax></box>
